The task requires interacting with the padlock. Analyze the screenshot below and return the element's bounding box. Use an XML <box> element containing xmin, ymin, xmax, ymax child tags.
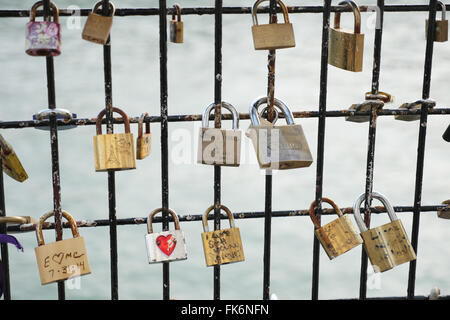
<box><xmin>426</xmin><ymin>1</ymin><xmax>448</xmax><ymax>42</ymax></box>
<box><xmin>145</xmin><ymin>208</ymin><xmax>187</xmax><ymax>264</ymax></box>
<box><xmin>443</xmin><ymin>124</ymin><xmax>450</xmax><ymax>142</ymax></box>
<box><xmin>170</xmin><ymin>4</ymin><xmax>184</xmax><ymax>43</ymax></box>
<box><xmin>82</xmin><ymin>1</ymin><xmax>115</xmax><ymax>45</ymax></box>
<box><xmin>394</xmin><ymin>102</ymin><xmax>422</xmax><ymax>122</ymax></box>
<box><xmin>437</xmin><ymin>200</ymin><xmax>450</xmax><ymax>219</ymax></box>
<box><xmin>93</xmin><ymin>107</ymin><xmax>136</xmax><ymax>172</ymax></box>
<box><xmin>246</xmin><ymin>96</ymin><xmax>313</xmax><ymax>170</ymax></box>
<box><xmin>201</xmin><ymin>205</ymin><xmax>245</xmax><ymax>267</ymax></box>
<box><xmin>0</xmin><ymin>134</ymin><xmax>28</xmax><ymax>183</ymax></box>
<box><xmin>136</xmin><ymin>113</ymin><xmax>151</xmax><ymax>160</ymax></box>
<box><xmin>25</xmin><ymin>1</ymin><xmax>61</xmax><ymax>57</ymax></box>
<box><xmin>346</xmin><ymin>100</ymin><xmax>384</xmax><ymax>123</ymax></box>
<box><xmin>328</xmin><ymin>0</ymin><xmax>364</xmax><ymax>72</ymax></box>
<box><xmin>251</xmin><ymin>0</ymin><xmax>295</xmax><ymax>50</ymax></box>
<box><xmin>34</xmin><ymin>210</ymin><xmax>91</xmax><ymax>285</ymax></box>
<box><xmin>197</xmin><ymin>102</ymin><xmax>241</xmax><ymax>167</ymax></box>
<box><xmin>309</xmin><ymin>197</ymin><xmax>363</xmax><ymax>260</ymax></box>
<box><xmin>353</xmin><ymin>192</ymin><xmax>416</xmax><ymax>273</ymax></box>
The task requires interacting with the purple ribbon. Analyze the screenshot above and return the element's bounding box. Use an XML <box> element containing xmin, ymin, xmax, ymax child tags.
<box><xmin>0</xmin><ymin>234</ymin><xmax>23</xmax><ymax>298</ymax></box>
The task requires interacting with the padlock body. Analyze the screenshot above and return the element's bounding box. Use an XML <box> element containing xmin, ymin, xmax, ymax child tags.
<box><xmin>136</xmin><ymin>132</ymin><xmax>152</xmax><ymax>160</ymax></box>
<box><xmin>82</xmin><ymin>12</ymin><xmax>113</xmax><ymax>45</ymax></box>
<box><xmin>93</xmin><ymin>133</ymin><xmax>136</xmax><ymax>171</ymax></box>
<box><xmin>315</xmin><ymin>214</ymin><xmax>363</xmax><ymax>260</ymax></box>
<box><xmin>170</xmin><ymin>20</ymin><xmax>184</xmax><ymax>43</ymax></box>
<box><xmin>35</xmin><ymin>237</ymin><xmax>91</xmax><ymax>285</ymax></box>
<box><xmin>426</xmin><ymin>19</ymin><xmax>448</xmax><ymax>42</ymax></box>
<box><xmin>361</xmin><ymin>219</ymin><xmax>416</xmax><ymax>273</ymax></box>
<box><xmin>394</xmin><ymin>103</ymin><xmax>422</xmax><ymax>122</ymax></box>
<box><xmin>2</xmin><ymin>152</ymin><xmax>28</xmax><ymax>182</ymax></box>
<box><xmin>346</xmin><ymin>103</ymin><xmax>384</xmax><ymax>123</ymax></box>
<box><xmin>201</xmin><ymin>227</ymin><xmax>245</xmax><ymax>267</ymax></box>
<box><xmin>26</xmin><ymin>21</ymin><xmax>61</xmax><ymax>57</ymax></box>
<box><xmin>145</xmin><ymin>230</ymin><xmax>187</xmax><ymax>264</ymax></box>
<box><xmin>197</xmin><ymin>128</ymin><xmax>241</xmax><ymax>167</ymax></box>
<box><xmin>329</xmin><ymin>28</ymin><xmax>364</xmax><ymax>72</ymax></box>
<box><xmin>252</xmin><ymin>23</ymin><xmax>295</xmax><ymax>50</ymax></box>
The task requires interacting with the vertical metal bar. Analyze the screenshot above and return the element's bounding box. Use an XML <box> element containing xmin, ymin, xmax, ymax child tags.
<box><xmin>0</xmin><ymin>158</ymin><xmax>10</xmax><ymax>300</ymax></box>
<box><xmin>407</xmin><ymin>0</ymin><xmax>437</xmax><ymax>299</ymax></box>
<box><xmin>311</xmin><ymin>0</ymin><xmax>332</xmax><ymax>301</ymax></box>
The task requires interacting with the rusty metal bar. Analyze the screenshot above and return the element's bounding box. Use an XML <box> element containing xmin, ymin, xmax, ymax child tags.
<box><xmin>0</xmin><ymin>158</ymin><xmax>10</xmax><ymax>300</ymax></box>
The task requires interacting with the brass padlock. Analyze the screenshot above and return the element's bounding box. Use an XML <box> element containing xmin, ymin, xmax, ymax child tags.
<box><xmin>353</xmin><ymin>192</ymin><xmax>416</xmax><ymax>273</ymax></box>
<box><xmin>136</xmin><ymin>113</ymin><xmax>151</xmax><ymax>160</ymax></box>
<box><xmin>329</xmin><ymin>0</ymin><xmax>364</xmax><ymax>72</ymax></box>
<box><xmin>201</xmin><ymin>205</ymin><xmax>245</xmax><ymax>267</ymax></box>
<box><xmin>197</xmin><ymin>102</ymin><xmax>241</xmax><ymax>167</ymax></box>
<box><xmin>437</xmin><ymin>200</ymin><xmax>450</xmax><ymax>219</ymax></box>
<box><xmin>170</xmin><ymin>4</ymin><xmax>184</xmax><ymax>43</ymax></box>
<box><xmin>82</xmin><ymin>1</ymin><xmax>115</xmax><ymax>45</ymax></box>
<box><xmin>426</xmin><ymin>1</ymin><xmax>448</xmax><ymax>42</ymax></box>
<box><xmin>34</xmin><ymin>210</ymin><xmax>91</xmax><ymax>285</ymax></box>
<box><xmin>93</xmin><ymin>107</ymin><xmax>136</xmax><ymax>172</ymax></box>
<box><xmin>309</xmin><ymin>197</ymin><xmax>363</xmax><ymax>260</ymax></box>
<box><xmin>251</xmin><ymin>0</ymin><xmax>295</xmax><ymax>50</ymax></box>
<box><xmin>0</xmin><ymin>134</ymin><xmax>28</xmax><ymax>182</ymax></box>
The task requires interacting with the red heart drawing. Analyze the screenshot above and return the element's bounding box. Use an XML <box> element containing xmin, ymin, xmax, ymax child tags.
<box><xmin>156</xmin><ymin>234</ymin><xmax>177</xmax><ymax>256</ymax></box>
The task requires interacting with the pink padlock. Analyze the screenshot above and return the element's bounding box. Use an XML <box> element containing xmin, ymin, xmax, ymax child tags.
<box><xmin>25</xmin><ymin>1</ymin><xmax>61</xmax><ymax>57</ymax></box>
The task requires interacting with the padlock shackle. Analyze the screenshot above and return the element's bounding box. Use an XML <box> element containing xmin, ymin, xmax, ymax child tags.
<box><xmin>36</xmin><ymin>210</ymin><xmax>80</xmax><ymax>247</ymax></box>
<box><xmin>147</xmin><ymin>208</ymin><xmax>181</xmax><ymax>234</ymax></box>
<box><xmin>249</xmin><ymin>96</ymin><xmax>295</xmax><ymax>126</ymax></box>
<box><xmin>202</xmin><ymin>205</ymin><xmax>236</xmax><ymax>233</ymax></box>
<box><xmin>29</xmin><ymin>1</ymin><xmax>59</xmax><ymax>23</ymax></box>
<box><xmin>364</xmin><ymin>91</ymin><xmax>393</xmax><ymax>103</ymax></box>
<box><xmin>96</xmin><ymin>107</ymin><xmax>131</xmax><ymax>135</ymax></box>
<box><xmin>138</xmin><ymin>112</ymin><xmax>151</xmax><ymax>139</ymax></box>
<box><xmin>438</xmin><ymin>1</ymin><xmax>446</xmax><ymax>21</ymax></box>
<box><xmin>353</xmin><ymin>191</ymin><xmax>398</xmax><ymax>233</ymax></box>
<box><xmin>308</xmin><ymin>197</ymin><xmax>343</xmax><ymax>228</ymax></box>
<box><xmin>334</xmin><ymin>0</ymin><xmax>361</xmax><ymax>34</ymax></box>
<box><xmin>0</xmin><ymin>216</ymin><xmax>35</xmax><ymax>225</ymax></box>
<box><xmin>251</xmin><ymin>0</ymin><xmax>290</xmax><ymax>26</ymax></box>
<box><xmin>172</xmin><ymin>4</ymin><xmax>182</xmax><ymax>21</ymax></box>
<box><xmin>202</xmin><ymin>102</ymin><xmax>239</xmax><ymax>130</ymax></box>
<box><xmin>92</xmin><ymin>0</ymin><xmax>116</xmax><ymax>17</ymax></box>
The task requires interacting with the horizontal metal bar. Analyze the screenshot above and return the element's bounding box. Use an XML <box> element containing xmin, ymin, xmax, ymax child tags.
<box><xmin>340</xmin><ymin>295</ymin><xmax>450</xmax><ymax>300</ymax></box>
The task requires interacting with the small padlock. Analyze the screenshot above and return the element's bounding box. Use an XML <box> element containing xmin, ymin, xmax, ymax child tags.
<box><xmin>443</xmin><ymin>124</ymin><xmax>450</xmax><ymax>142</ymax></box>
<box><xmin>353</xmin><ymin>192</ymin><xmax>416</xmax><ymax>273</ymax></box>
<box><xmin>145</xmin><ymin>208</ymin><xmax>187</xmax><ymax>264</ymax></box>
<box><xmin>395</xmin><ymin>102</ymin><xmax>422</xmax><ymax>122</ymax></box>
<box><xmin>346</xmin><ymin>100</ymin><xmax>384</xmax><ymax>123</ymax></box>
<box><xmin>437</xmin><ymin>200</ymin><xmax>450</xmax><ymax>219</ymax></box>
<box><xmin>136</xmin><ymin>113</ymin><xmax>152</xmax><ymax>160</ymax></box>
<box><xmin>0</xmin><ymin>134</ymin><xmax>28</xmax><ymax>183</ymax></box>
<box><xmin>82</xmin><ymin>1</ymin><xmax>115</xmax><ymax>45</ymax></box>
<box><xmin>309</xmin><ymin>197</ymin><xmax>363</xmax><ymax>260</ymax></box>
<box><xmin>328</xmin><ymin>0</ymin><xmax>364</xmax><ymax>72</ymax></box>
<box><xmin>201</xmin><ymin>205</ymin><xmax>245</xmax><ymax>267</ymax></box>
<box><xmin>170</xmin><ymin>4</ymin><xmax>184</xmax><ymax>43</ymax></box>
<box><xmin>251</xmin><ymin>0</ymin><xmax>295</xmax><ymax>50</ymax></box>
<box><xmin>93</xmin><ymin>107</ymin><xmax>136</xmax><ymax>172</ymax></box>
<box><xmin>246</xmin><ymin>97</ymin><xmax>313</xmax><ymax>170</ymax></box>
<box><xmin>426</xmin><ymin>1</ymin><xmax>448</xmax><ymax>42</ymax></box>
<box><xmin>34</xmin><ymin>210</ymin><xmax>91</xmax><ymax>285</ymax></box>
<box><xmin>197</xmin><ymin>102</ymin><xmax>241</xmax><ymax>167</ymax></box>
<box><xmin>25</xmin><ymin>1</ymin><xmax>61</xmax><ymax>57</ymax></box>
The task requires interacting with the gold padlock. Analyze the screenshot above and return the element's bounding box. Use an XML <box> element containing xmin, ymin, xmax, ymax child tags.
<box><xmin>0</xmin><ymin>134</ymin><xmax>28</xmax><ymax>182</ymax></box>
<box><xmin>201</xmin><ymin>205</ymin><xmax>245</xmax><ymax>267</ymax></box>
<box><xmin>329</xmin><ymin>0</ymin><xmax>364</xmax><ymax>72</ymax></box>
<box><xmin>309</xmin><ymin>197</ymin><xmax>363</xmax><ymax>260</ymax></box>
<box><xmin>426</xmin><ymin>1</ymin><xmax>448</xmax><ymax>42</ymax></box>
<box><xmin>82</xmin><ymin>1</ymin><xmax>115</xmax><ymax>45</ymax></box>
<box><xmin>136</xmin><ymin>113</ymin><xmax>151</xmax><ymax>160</ymax></box>
<box><xmin>251</xmin><ymin>0</ymin><xmax>295</xmax><ymax>50</ymax></box>
<box><xmin>170</xmin><ymin>4</ymin><xmax>184</xmax><ymax>43</ymax></box>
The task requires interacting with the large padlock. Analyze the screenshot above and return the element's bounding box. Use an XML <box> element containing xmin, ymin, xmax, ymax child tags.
<box><xmin>246</xmin><ymin>97</ymin><xmax>313</xmax><ymax>170</ymax></box>
<box><xmin>25</xmin><ymin>1</ymin><xmax>61</xmax><ymax>57</ymax></box>
<box><xmin>145</xmin><ymin>208</ymin><xmax>187</xmax><ymax>264</ymax></box>
<box><xmin>309</xmin><ymin>197</ymin><xmax>363</xmax><ymax>260</ymax></box>
<box><xmin>328</xmin><ymin>0</ymin><xmax>364</xmax><ymax>72</ymax></box>
<box><xmin>251</xmin><ymin>0</ymin><xmax>295</xmax><ymax>50</ymax></box>
<box><xmin>93</xmin><ymin>107</ymin><xmax>136</xmax><ymax>172</ymax></box>
<box><xmin>197</xmin><ymin>102</ymin><xmax>241</xmax><ymax>167</ymax></box>
<box><xmin>136</xmin><ymin>113</ymin><xmax>151</xmax><ymax>160</ymax></box>
<box><xmin>0</xmin><ymin>134</ymin><xmax>28</xmax><ymax>183</ymax></box>
<box><xmin>353</xmin><ymin>192</ymin><xmax>416</xmax><ymax>273</ymax></box>
<box><xmin>34</xmin><ymin>210</ymin><xmax>91</xmax><ymax>285</ymax></box>
<box><xmin>443</xmin><ymin>124</ymin><xmax>450</xmax><ymax>142</ymax></box>
<box><xmin>201</xmin><ymin>205</ymin><xmax>245</xmax><ymax>267</ymax></box>
<box><xmin>170</xmin><ymin>4</ymin><xmax>184</xmax><ymax>43</ymax></box>
<box><xmin>82</xmin><ymin>1</ymin><xmax>115</xmax><ymax>45</ymax></box>
<box><xmin>426</xmin><ymin>1</ymin><xmax>448</xmax><ymax>42</ymax></box>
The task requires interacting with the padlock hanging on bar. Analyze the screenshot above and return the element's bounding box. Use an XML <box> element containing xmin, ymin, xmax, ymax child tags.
<box><xmin>33</xmin><ymin>108</ymin><xmax>77</xmax><ymax>131</ymax></box>
<box><xmin>426</xmin><ymin>1</ymin><xmax>448</xmax><ymax>42</ymax></box>
<box><xmin>82</xmin><ymin>1</ymin><xmax>115</xmax><ymax>45</ymax></box>
<box><xmin>170</xmin><ymin>4</ymin><xmax>184</xmax><ymax>43</ymax></box>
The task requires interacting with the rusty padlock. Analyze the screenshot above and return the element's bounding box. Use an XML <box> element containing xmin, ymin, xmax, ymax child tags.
<box><xmin>82</xmin><ymin>1</ymin><xmax>115</xmax><ymax>45</ymax></box>
<box><xmin>136</xmin><ymin>113</ymin><xmax>151</xmax><ymax>160</ymax></box>
<box><xmin>170</xmin><ymin>4</ymin><xmax>184</xmax><ymax>43</ymax></box>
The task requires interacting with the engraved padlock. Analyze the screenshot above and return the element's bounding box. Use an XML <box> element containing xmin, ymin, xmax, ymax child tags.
<box><xmin>25</xmin><ymin>1</ymin><xmax>61</xmax><ymax>57</ymax></box>
<box><xmin>34</xmin><ymin>210</ymin><xmax>91</xmax><ymax>285</ymax></box>
<box><xmin>309</xmin><ymin>197</ymin><xmax>363</xmax><ymax>260</ymax></box>
<box><xmin>136</xmin><ymin>113</ymin><xmax>151</xmax><ymax>160</ymax></box>
<box><xmin>329</xmin><ymin>0</ymin><xmax>364</xmax><ymax>72</ymax></box>
<box><xmin>0</xmin><ymin>134</ymin><xmax>28</xmax><ymax>183</ymax></box>
<box><xmin>353</xmin><ymin>192</ymin><xmax>416</xmax><ymax>273</ymax></box>
<box><xmin>170</xmin><ymin>4</ymin><xmax>184</xmax><ymax>43</ymax></box>
<box><xmin>145</xmin><ymin>208</ymin><xmax>187</xmax><ymax>264</ymax></box>
<box><xmin>251</xmin><ymin>0</ymin><xmax>295</xmax><ymax>50</ymax></box>
<box><xmin>82</xmin><ymin>1</ymin><xmax>115</xmax><ymax>45</ymax></box>
<box><xmin>426</xmin><ymin>1</ymin><xmax>448</xmax><ymax>42</ymax></box>
<box><xmin>93</xmin><ymin>107</ymin><xmax>136</xmax><ymax>172</ymax></box>
<box><xmin>197</xmin><ymin>102</ymin><xmax>241</xmax><ymax>167</ymax></box>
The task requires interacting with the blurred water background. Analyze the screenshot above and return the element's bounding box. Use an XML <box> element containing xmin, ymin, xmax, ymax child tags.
<box><xmin>0</xmin><ymin>0</ymin><xmax>449</xmax><ymax>300</ymax></box>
